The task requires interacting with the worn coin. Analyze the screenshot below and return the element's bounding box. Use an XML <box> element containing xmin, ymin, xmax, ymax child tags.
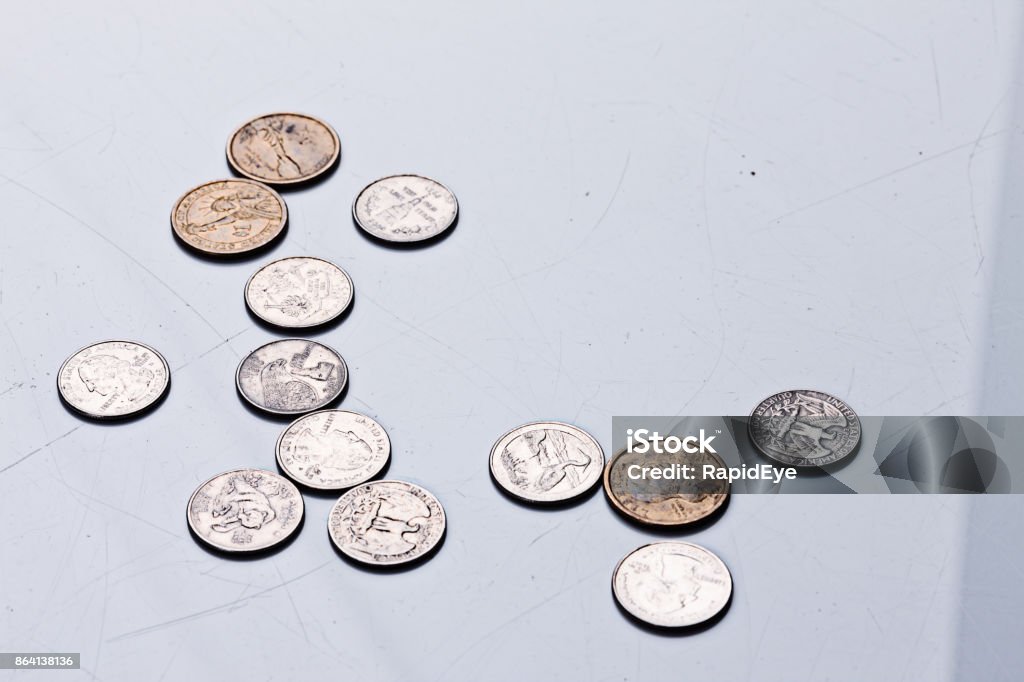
<box><xmin>328</xmin><ymin>480</ymin><xmax>446</xmax><ymax>566</ymax></box>
<box><xmin>748</xmin><ymin>389</ymin><xmax>861</xmax><ymax>467</ymax></box>
<box><xmin>227</xmin><ymin>113</ymin><xmax>340</xmax><ymax>185</ymax></box>
<box><xmin>604</xmin><ymin>447</ymin><xmax>729</xmax><ymax>526</ymax></box>
<box><xmin>245</xmin><ymin>256</ymin><xmax>353</xmax><ymax>328</ymax></box>
<box><xmin>352</xmin><ymin>174</ymin><xmax>458</xmax><ymax>242</ymax></box>
<box><xmin>171</xmin><ymin>179</ymin><xmax>287</xmax><ymax>255</ymax></box>
<box><xmin>277</xmin><ymin>410</ymin><xmax>390</xmax><ymax>490</ymax></box>
<box><xmin>57</xmin><ymin>340</ymin><xmax>170</xmax><ymax>419</ymax></box>
<box><xmin>236</xmin><ymin>339</ymin><xmax>347</xmax><ymax>415</ymax></box>
<box><xmin>612</xmin><ymin>542</ymin><xmax>732</xmax><ymax>628</ymax></box>
<box><xmin>490</xmin><ymin>421</ymin><xmax>605</xmax><ymax>504</ymax></box>
<box><xmin>187</xmin><ymin>469</ymin><xmax>304</xmax><ymax>553</ymax></box>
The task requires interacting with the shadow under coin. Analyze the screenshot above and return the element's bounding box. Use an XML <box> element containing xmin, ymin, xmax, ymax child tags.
<box><xmin>235</xmin><ymin>380</ymin><xmax>348</xmax><ymax>424</ymax></box>
<box><xmin>603</xmin><ymin>491</ymin><xmax>731</xmax><ymax>537</ymax></box>
<box><xmin>171</xmin><ymin>222</ymin><xmax>289</xmax><ymax>265</ymax></box>
<box><xmin>353</xmin><ymin>213</ymin><xmax>459</xmax><ymax>251</ymax></box>
<box><xmin>328</xmin><ymin>524</ymin><xmax>447</xmax><ymax>575</ymax></box>
<box><xmin>489</xmin><ymin>469</ymin><xmax>602</xmax><ymax>511</ymax></box>
<box><xmin>187</xmin><ymin>511</ymin><xmax>304</xmax><ymax>562</ymax></box>
<box><xmin>244</xmin><ymin>289</ymin><xmax>355</xmax><ymax>336</ymax></box>
<box><xmin>612</xmin><ymin>584</ymin><xmax>733</xmax><ymax>637</ymax></box>
<box><xmin>57</xmin><ymin>378</ymin><xmax>171</xmax><ymax>425</ymax></box>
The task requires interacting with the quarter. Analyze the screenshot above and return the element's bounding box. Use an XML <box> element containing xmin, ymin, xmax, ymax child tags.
<box><xmin>236</xmin><ymin>339</ymin><xmax>347</xmax><ymax>415</ymax></box>
<box><xmin>245</xmin><ymin>256</ymin><xmax>353</xmax><ymax>328</ymax></box>
<box><xmin>748</xmin><ymin>389</ymin><xmax>861</xmax><ymax>467</ymax></box>
<box><xmin>352</xmin><ymin>174</ymin><xmax>458</xmax><ymax>242</ymax></box>
<box><xmin>277</xmin><ymin>410</ymin><xmax>390</xmax><ymax>490</ymax></box>
<box><xmin>490</xmin><ymin>421</ymin><xmax>604</xmax><ymax>504</ymax></box>
<box><xmin>57</xmin><ymin>340</ymin><xmax>169</xmax><ymax>419</ymax></box>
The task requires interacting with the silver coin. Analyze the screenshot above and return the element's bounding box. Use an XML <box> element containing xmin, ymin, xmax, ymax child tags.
<box><xmin>612</xmin><ymin>542</ymin><xmax>732</xmax><ymax>628</ymax></box>
<box><xmin>245</xmin><ymin>256</ymin><xmax>353</xmax><ymax>328</ymax></box>
<box><xmin>352</xmin><ymin>174</ymin><xmax>458</xmax><ymax>242</ymax></box>
<box><xmin>57</xmin><ymin>340</ymin><xmax>170</xmax><ymax>419</ymax></box>
<box><xmin>276</xmin><ymin>410</ymin><xmax>390</xmax><ymax>490</ymax></box>
<box><xmin>328</xmin><ymin>480</ymin><xmax>446</xmax><ymax>566</ymax></box>
<box><xmin>236</xmin><ymin>339</ymin><xmax>347</xmax><ymax>415</ymax></box>
<box><xmin>187</xmin><ymin>468</ymin><xmax>304</xmax><ymax>553</ymax></box>
<box><xmin>748</xmin><ymin>389</ymin><xmax>861</xmax><ymax>467</ymax></box>
<box><xmin>490</xmin><ymin>421</ymin><xmax>605</xmax><ymax>503</ymax></box>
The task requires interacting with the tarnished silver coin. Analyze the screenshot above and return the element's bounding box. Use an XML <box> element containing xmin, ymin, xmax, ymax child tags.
<box><xmin>612</xmin><ymin>542</ymin><xmax>732</xmax><ymax>628</ymax></box>
<box><xmin>328</xmin><ymin>480</ymin><xmax>445</xmax><ymax>566</ymax></box>
<box><xmin>227</xmin><ymin>113</ymin><xmax>340</xmax><ymax>185</ymax></box>
<box><xmin>352</xmin><ymin>174</ymin><xmax>458</xmax><ymax>242</ymax></box>
<box><xmin>171</xmin><ymin>179</ymin><xmax>287</xmax><ymax>256</ymax></box>
<box><xmin>748</xmin><ymin>389</ymin><xmax>861</xmax><ymax>467</ymax></box>
<box><xmin>236</xmin><ymin>339</ymin><xmax>347</xmax><ymax>415</ymax></box>
<box><xmin>57</xmin><ymin>340</ymin><xmax>170</xmax><ymax>419</ymax></box>
<box><xmin>490</xmin><ymin>421</ymin><xmax>604</xmax><ymax>503</ymax></box>
<box><xmin>277</xmin><ymin>410</ymin><xmax>390</xmax><ymax>490</ymax></box>
<box><xmin>245</xmin><ymin>256</ymin><xmax>353</xmax><ymax>328</ymax></box>
<box><xmin>187</xmin><ymin>469</ymin><xmax>304</xmax><ymax>553</ymax></box>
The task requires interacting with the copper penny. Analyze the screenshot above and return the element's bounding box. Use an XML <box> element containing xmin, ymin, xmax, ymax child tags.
<box><xmin>227</xmin><ymin>113</ymin><xmax>340</xmax><ymax>185</ymax></box>
<box><xmin>171</xmin><ymin>179</ymin><xmax>287</xmax><ymax>256</ymax></box>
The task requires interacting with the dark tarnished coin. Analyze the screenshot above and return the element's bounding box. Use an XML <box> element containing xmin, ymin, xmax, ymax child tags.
<box><xmin>57</xmin><ymin>340</ymin><xmax>170</xmax><ymax>419</ymax></box>
<box><xmin>490</xmin><ymin>421</ymin><xmax>604</xmax><ymax>504</ymax></box>
<box><xmin>604</xmin><ymin>447</ymin><xmax>729</xmax><ymax>526</ymax></box>
<box><xmin>236</xmin><ymin>339</ymin><xmax>347</xmax><ymax>415</ymax></box>
<box><xmin>171</xmin><ymin>179</ymin><xmax>287</xmax><ymax>255</ymax></box>
<box><xmin>613</xmin><ymin>542</ymin><xmax>732</xmax><ymax>628</ymax></box>
<box><xmin>328</xmin><ymin>480</ymin><xmax>446</xmax><ymax>566</ymax></box>
<box><xmin>227</xmin><ymin>113</ymin><xmax>340</xmax><ymax>185</ymax></box>
<box><xmin>245</xmin><ymin>256</ymin><xmax>353</xmax><ymax>328</ymax></box>
<box><xmin>749</xmin><ymin>389</ymin><xmax>861</xmax><ymax>467</ymax></box>
<box><xmin>352</xmin><ymin>174</ymin><xmax>458</xmax><ymax>242</ymax></box>
<box><xmin>187</xmin><ymin>469</ymin><xmax>303</xmax><ymax>553</ymax></box>
<box><xmin>276</xmin><ymin>410</ymin><xmax>390</xmax><ymax>490</ymax></box>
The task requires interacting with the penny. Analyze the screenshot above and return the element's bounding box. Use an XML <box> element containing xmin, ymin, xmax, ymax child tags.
<box><xmin>490</xmin><ymin>421</ymin><xmax>604</xmax><ymax>504</ymax></box>
<box><xmin>227</xmin><ymin>113</ymin><xmax>340</xmax><ymax>185</ymax></box>
<box><xmin>236</xmin><ymin>339</ymin><xmax>347</xmax><ymax>415</ymax></box>
<box><xmin>277</xmin><ymin>410</ymin><xmax>390</xmax><ymax>490</ymax></box>
<box><xmin>328</xmin><ymin>480</ymin><xmax>446</xmax><ymax>566</ymax></box>
<box><xmin>612</xmin><ymin>542</ymin><xmax>732</xmax><ymax>628</ymax></box>
<box><xmin>245</xmin><ymin>256</ymin><xmax>353</xmax><ymax>328</ymax></box>
<box><xmin>171</xmin><ymin>179</ymin><xmax>287</xmax><ymax>255</ymax></box>
<box><xmin>352</xmin><ymin>174</ymin><xmax>458</xmax><ymax>242</ymax></box>
<box><xmin>187</xmin><ymin>469</ymin><xmax>304</xmax><ymax>553</ymax></box>
<box><xmin>748</xmin><ymin>389</ymin><xmax>861</xmax><ymax>467</ymax></box>
<box><xmin>604</xmin><ymin>447</ymin><xmax>729</xmax><ymax>526</ymax></box>
<box><xmin>57</xmin><ymin>340</ymin><xmax>170</xmax><ymax>419</ymax></box>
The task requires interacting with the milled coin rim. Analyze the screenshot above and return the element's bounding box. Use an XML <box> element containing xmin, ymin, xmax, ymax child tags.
<box><xmin>225</xmin><ymin>112</ymin><xmax>341</xmax><ymax>185</ymax></box>
<box><xmin>234</xmin><ymin>338</ymin><xmax>348</xmax><ymax>416</ymax></box>
<box><xmin>186</xmin><ymin>468</ymin><xmax>305</xmax><ymax>553</ymax></box>
<box><xmin>169</xmin><ymin>178</ymin><xmax>288</xmax><ymax>255</ymax></box>
<box><xmin>747</xmin><ymin>388</ymin><xmax>862</xmax><ymax>467</ymax></box>
<box><xmin>351</xmin><ymin>173</ymin><xmax>459</xmax><ymax>243</ymax></box>
<box><xmin>489</xmin><ymin>420</ymin><xmax>605</xmax><ymax>504</ymax></box>
<box><xmin>243</xmin><ymin>256</ymin><xmax>354</xmax><ymax>329</ymax></box>
<box><xmin>611</xmin><ymin>541</ymin><xmax>733</xmax><ymax>628</ymax></box>
<box><xmin>328</xmin><ymin>479</ymin><xmax>447</xmax><ymax>565</ymax></box>
<box><xmin>56</xmin><ymin>339</ymin><xmax>171</xmax><ymax>419</ymax></box>
<box><xmin>275</xmin><ymin>409</ymin><xmax>391</xmax><ymax>490</ymax></box>
<box><xmin>602</xmin><ymin>446</ymin><xmax>730</xmax><ymax>526</ymax></box>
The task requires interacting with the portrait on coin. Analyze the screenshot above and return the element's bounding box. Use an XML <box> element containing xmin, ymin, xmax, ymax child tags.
<box><xmin>77</xmin><ymin>354</ymin><xmax>154</xmax><ymax>402</ymax></box>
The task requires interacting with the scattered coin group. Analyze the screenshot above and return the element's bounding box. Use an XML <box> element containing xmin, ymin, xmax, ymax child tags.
<box><xmin>56</xmin><ymin>110</ymin><xmax>861</xmax><ymax>630</ymax></box>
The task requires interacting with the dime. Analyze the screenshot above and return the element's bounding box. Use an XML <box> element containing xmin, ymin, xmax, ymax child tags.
<box><xmin>328</xmin><ymin>480</ymin><xmax>446</xmax><ymax>566</ymax></box>
<box><xmin>490</xmin><ymin>421</ymin><xmax>604</xmax><ymax>504</ymax></box>
<box><xmin>245</xmin><ymin>256</ymin><xmax>353</xmax><ymax>328</ymax></box>
<box><xmin>57</xmin><ymin>340</ymin><xmax>170</xmax><ymax>419</ymax></box>
<box><xmin>227</xmin><ymin>113</ymin><xmax>340</xmax><ymax>185</ymax></box>
<box><xmin>171</xmin><ymin>179</ymin><xmax>287</xmax><ymax>255</ymax></box>
<box><xmin>352</xmin><ymin>174</ymin><xmax>458</xmax><ymax>242</ymax></box>
<box><xmin>187</xmin><ymin>469</ymin><xmax>303</xmax><ymax>553</ymax></box>
<box><xmin>604</xmin><ymin>447</ymin><xmax>729</xmax><ymax>526</ymax></box>
<box><xmin>748</xmin><ymin>389</ymin><xmax>861</xmax><ymax>467</ymax></box>
<box><xmin>277</xmin><ymin>410</ymin><xmax>390</xmax><ymax>490</ymax></box>
<box><xmin>236</xmin><ymin>339</ymin><xmax>347</xmax><ymax>415</ymax></box>
<box><xmin>612</xmin><ymin>542</ymin><xmax>732</xmax><ymax>628</ymax></box>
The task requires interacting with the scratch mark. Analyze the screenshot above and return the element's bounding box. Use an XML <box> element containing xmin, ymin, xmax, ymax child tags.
<box><xmin>929</xmin><ymin>41</ymin><xmax>943</xmax><ymax>124</ymax></box>
<box><xmin>1</xmin><ymin>425</ymin><xmax>82</xmax><ymax>474</ymax></box>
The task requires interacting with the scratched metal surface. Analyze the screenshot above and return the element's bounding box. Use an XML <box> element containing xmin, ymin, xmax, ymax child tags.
<box><xmin>1</xmin><ymin>2</ymin><xmax>1022</xmax><ymax>680</ymax></box>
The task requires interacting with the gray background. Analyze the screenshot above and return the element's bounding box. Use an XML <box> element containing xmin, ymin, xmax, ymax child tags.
<box><xmin>1</xmin><ymin>1</ymin><xmax>1022</xmax><ymax>680</ymax></box>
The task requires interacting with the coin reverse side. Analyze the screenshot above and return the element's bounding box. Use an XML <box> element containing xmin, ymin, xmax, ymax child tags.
<box><xmin>227</xmin><ymin>113</ymin><xmax>340</xmax><ymax>185</ymax></box>
<box><xmin>612</xmin><ymin>542</ymin><xmax>732</xmax><ymax>628</ymax></box>
<box><xmin>57</xmin><ymin>340</ymin><xmax>170</xmax><ymax>418</ymax></box>
<box><xmin>352</xmin><ymin>174</ymin><xmax>458</xmax><ymax>242</ymax></box>
<box><xmin>171</xmin><ymin>179</ymin><xmax>287</xmax><ymax>255</ymax></box>
<box><xmin>328</xmin><ymin>480</ymin><xmax>446</xmax><ymax>566</ymax></box>
<box><xmin>277</xmin><ymin>410</ymin><xmax>390</xmax><ymax>490</ymax></box>
<box><xmin>187</xmin><ymin>469</ymin><xmax>304</xmax><ymax>553</ymax></box>
<box><xmin>236</xmin><ymin>339</ymin><xmax>347</xmax><ymax>415</ymax></box>
<box><xmin>748</xmin><ymin>389</ymin><xmax>861</xmax><ymax>467</ymax></box>
<box><xmin>245</xmin><ymin>256</ymin><xmax>353</xmax><ymax>328</ymax></box>
<box><xmin>490</xmin><ymin>421</ymin><xmax>605</xmax><ymax>504</ymax></box>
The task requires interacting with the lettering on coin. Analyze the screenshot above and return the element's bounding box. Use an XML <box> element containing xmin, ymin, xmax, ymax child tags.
<box><xmin>749</xmin><ymin>390</ymin><xmax>861</xmax><ymax>467</ymax></box>
<box><xmin>352</xmin><ymin>174</ymin><xmax>458</xmax><ymax>242</ymax></box>
<box><xmin>171</xmin><ymin>179</ymin><xmax>286</xmax><ymax>255</ymax></box>
<box><xmin>57</xmin><ymin>340</ymin><xmax>169</xmax><ymax>418</ymax></box>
